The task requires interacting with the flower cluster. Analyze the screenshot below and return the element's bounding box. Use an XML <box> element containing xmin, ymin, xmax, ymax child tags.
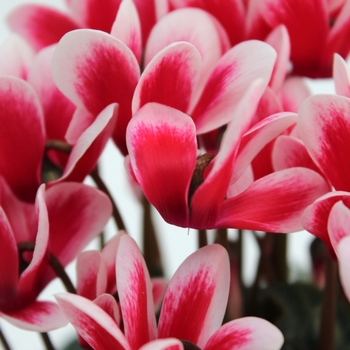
<box><xmin>2</xmin><ymin>0</ymin><xmax>350</xmax><ymax>349</ymax></box>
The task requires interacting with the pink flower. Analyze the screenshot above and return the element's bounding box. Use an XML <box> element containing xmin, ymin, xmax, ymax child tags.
<box><xmin>56</xmin><ymin>235</ymin><xmax>284</xmax><ymax>349</ymax></box>
<box><xmin>0</xmin><ymin>178</ymin><xmax>112</xmax><ymax>331</ymax></box>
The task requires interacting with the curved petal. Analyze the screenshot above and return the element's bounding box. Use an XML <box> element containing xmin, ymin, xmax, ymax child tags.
<box><xmin>133</xmin><ymin>42</ymin><xmax>201</xmax><ymax>114</ymax></box>
<box><xmin>152</xmin><ymin>278</ymin><xmax>168</xmax><ymax>312</ymax></box>
<box><xmin>93</xmin><ymin>293</ymin><xmax>121</xmax><ymax>325</ymax></box>
<box><xmin>52</xmin><ymin>29</ymin><xmax>140</xmax><ymax>155</ymax></box>
<box><xmin>55</xmin><ymin>293</ymin><xmax>130</xmax><ymax>350</ymax></box>
<box><xmin>337</xmin><ymin>235</ymin><xmax>350</xmax><ymax>301</ymax></box>
<box><xmin>7</xmin><ymin>4</ymin><xmax>80</xmax><ymax>51</ymax></box>
<box><xmin>216</xmin><ymin>168</ymin><xmax>331</xmax><ymax>233</ymax></box>
<box><xmin>126</xmin><ymin>103</ymin><xmax>197</xmax><ymax>227</ymax></box>
<box><xmin>203</xmin><ymin>317</ymin><xmax>284</xmax><ymax>350</ymax></box>
<box><xmin>1</xmin><ymin>300</ymin><xmax>67</xmax><ymax>332</ymax></box>
<box><xmin>298</xmin><ymin>94</ymin><xmax>350</xmax><ymax>191</ymax></box>
<box><xmin>191</xmin><ymin>40</ymin><xmax>276</xmax><ymax>134</ymax></box>
<box><xmin>280</xmin><ymin>77</ymin><xmax>311</xmax><ymax>112</ymax></box>
<box><xmin>140</xmin><ymin>339</ymin><xmax>184</xmax><ymax>350</ymax></box>
<box><xmin>111</xmin><ymin>0</ymin><xmax>142</xmax><ymax>63</ymax></box>
<box><xmin>116</xmin><ymin>235</ymin><xmax>157</xmax><ymax>348</ymax></box>
<box><xmin>0</xmin><ymin>76</ymin><xmax>44</xmax><ymax>202</ymax></box>
<box><xmin>333</xmin><ymin>53</ymin><xmax>350</xmax><ymax>98</ymax></box>
<box><xmin>158</xmin><ymin>244</ymin><xmax>230</xmax><ymax>348</ymax></box>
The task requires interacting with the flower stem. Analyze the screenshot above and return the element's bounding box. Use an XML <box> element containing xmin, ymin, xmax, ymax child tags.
<box><xmin>0</xmin><ymin>327</ymin><xmax>11</xmax><ymax>350</ymax></box>
<box><xmin>40</xmin><ymin>332</ymin><xmax>55</xmax><ymax>350</ymax></box>
<box><xmin>198</xmin><ymin>229</ymin><xmax>208</xmax><ymax>248</ymax></box>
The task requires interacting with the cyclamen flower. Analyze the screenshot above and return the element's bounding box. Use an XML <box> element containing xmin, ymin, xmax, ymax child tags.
<box><xmin>0</xmin><ymin>178</ymin><xmax>112</xmax><ymax>331</ymax></box>
<box><xmin>56</xmin><ymin>235</ymin><xmax>284</xmax><ymax>349</ymax></box>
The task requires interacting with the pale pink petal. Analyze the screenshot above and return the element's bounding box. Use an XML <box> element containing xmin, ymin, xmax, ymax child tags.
<box><xmin>76</xmin><ymin>251</ymin><xmax>107</xmax><ymax>300</ymax></box>
<box><xmin>55</xmin><ymin>293</ymin><xmax>130</xmax><ymax>350</ymax></box>
<box><xmin>1</xmin><ymin>301</ymin><xmax>67</xmax><ymax>332</ymax></box>
<box><xmin>216</xmin><ymin>168</ymin><xmax>331</xmax><ymax>233</ymax></box>
<box><xmin>93</xmin><ymin>294</ymin><xmax>120</xmax><ymax>325</ymax></box>
<box><xmin>140</xmin><ymin>339</ymin><xmax>184</xmax><ymax>350</ymax></box>
<box><xmin>132</xmin><ymin>42</ymin><xmax>201</xmax><ymax>114</ymax></box>
<box><xmin>191</xmin><ymin>40</ymin><xmax>276</xmax><ymax>134</ymax></box>
<box><xmin>337</xmin><ymin>236</ymin><xmax>350</xmax><ymax>301</ymax></box>
<box><xmin>117</xmin><ymin>235</ymin><xmax>157</xmax><ymax>348</ymax></box>
<box><xmin>0</xmin><ymin>76</ymin><xmax>44</xmax><ymax>202</ymax></box>
<box><xmin>111</xmin><ymin>0</ymin><xmax>142</xmax><ymax>63</ymax></box>
<box><xmin>333</xmin><ymin>53</ymin><xmax>350</xmax><ymax>98</ymax></box>
<box><xmin>158</xmin><ymin>244</ymin><xmax>230</xmax><ymax>348</ymax></box>
<box><xmin>65</xmin><ymin>107</ymin><xmax>95</xmax><ymax>144</ymax></box>
<box><xmin>126</xmin><ymin>103</ymin><xmax>197</xmax><ymax>227</ymax></box>
<box><xmin>7</xmin><ymin>5</ymin><xmax>80</xmax><ymax>51</ymax></box>
<box><xmin>204</xmin><ymin>317</ymin><xmax>284</xmax><ymax>350</ymax></box>
<box><xmin>280</xmin><ymin>77</ymin><xmax>311</xmax><ymax>112</ymax></box>
<box><xmin>227</xmin><ymin>165</ymin><xmax>254</xmax><ymax>198</ymax></box>
<box><xmin>298</xmin><ymin>94</ymin><xmax>350</xmax><ymax>191</ymax></box>
<box><xmin>52</xmin><ymin>29</ymin><xmax>140</xmax><ymax>155</ymax></box>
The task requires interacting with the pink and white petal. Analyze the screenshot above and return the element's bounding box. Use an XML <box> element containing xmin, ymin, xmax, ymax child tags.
<box><xmin>333</xmin><ymin>53</ymin><xmax>350</xmax><ymax>98</ymax></box>
<box><xmin>189</xmin><ymin>80</ymin><xmax>265</xmax><ymax>228</ymax></box>
<box><xmin>133</xmin><ymin>42</ymin><xmax>201</xmax><ymax>114</ymax></box>
<box><xmin>0</xmin><ymin>34</ymin><xmax>34</xmax><ymax>78</ymax></box>
<box><xmin>204</xmin><ymin>317</ymin><xmax>284</xmax><ymax>350</ymax></box>
<box><xmin>55</xmin><ymin>293</ymin><xmax>130</xmax><ymax>350</ymax></box>
<box><xmin>111</xmin><ymin>0</ymin><xmax>142</xmax><ymax>64</ymax></box>
<box><xmin>94</xmin><ymin>294</ymin><xmax>121</xmax><ymax>325</ymax></box>
<box><xmin>281</xmin><ymin>77</ymin><xmax>311</xmax><ymax>113</ymax></box>
<box><xmin>265</xmin><ymin>25</ymin><xmax>290</xmax><ymax>93</ymax></box>
<box><xmin>140</xmin><ymin>339</ymin><xmax>184</xmax><ymax>350</ymax></box>
<box><xmin>337</xmin><ymin>235</ymin><xmax>350</xmax><ymax>301</ymax></box>
<box><xmin>232</xmin><ymin>112</ymin><xmax>297</xmax><ymax>185</ymax></box>
<box><xmin>227</xmin><ymin>165</ymin><xmax>254</xmax><ymax>198</ymax></box>
<box><xmin>158</xmin><ymin>244</ymin><xmax>230</xmax><ymax>348</ymax></box>
<box><xmin>7</xmin><ymin>5</ymin><xmax>80</xmax><ymax>51</ymax></box>
<box><xmin>66</xmin><ymin>0</ymin><xmax>122</xmax><ymax>32</ymax></box>
<box><xmin>191</xmin><ymin>40</ymin><xmax>276</xmax><ymax>134</ymax></box>
<box><xmin>145</xmin><ymin>8</ymin><xmax>230</xmax><ymax>99</ymax></box>
<box><xmin>1</xmin><ymin>300</ymin><xmax>67</xmax><ymax>332</ymax></box>
<box><xmin>54</xmin><ymin>104</ymin><xmax>117</xmax><ymax>184</ymax></box>
<box><xmin>76</xmin><ymin>251</ymin><xmax>107</xmax><ymax>300</ymax></box>
<box><xmin>298</xmin><ymin>94</ymin><xmax>350</xmax><ymax>191</ymax></box>
<box><xmin>216</xmin><ymin>168</ymin><xmax>331</xmax><ymax>233</ymax></box>
<box><xmin>152</xmin><ymin>277</ymin><xmax>168</xmax><ymax>312</ymax></box>
<box><xmin>52</xmin><ymin>29</ymin><xmax>139</xmax><ymax>155</ymax></box>
<box><xmin>0</xmin><ymin>208</ymin><xmax>19</xmax><ymax>308</ymax></box>
<box><xmin>0</xmin><ymin>76</ymin><xmax>44</xmax><ymax>202</ymax></box>
<box><xmin>126</xmin><ymin>103</ymin><xmax>197</xmax><ymax>227</ymax></box>
<box><xmin>117</xmin><ymin>235</ymin><xmax>157</xmax><ymax>348</ymax></box>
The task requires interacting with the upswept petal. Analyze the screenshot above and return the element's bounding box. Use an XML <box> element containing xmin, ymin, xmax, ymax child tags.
<box><xmin>158</xmin><ymin>244</ymin><xmax>230</xmax><ymax>348</ymax></box>
<box><xmin>65</xmin><ymin>107</ymin><xmax>95</xmax><ymax>144</ymax></box>
<box><xmin>333</xmin><ymin>53</ymin><xmax>350</xmax><ymax>98</ymax></box>
<box><xmin>298</xmin><ymin>94</ymin><xmax>350</xmax><ymax>191</ymax></box>
<box><xmin>0</xmin><ymin>76</ymin><xmax>44</xmax><ymax>202</ymax></box>
<box><xmin>191</xmin><ymin>40</ymin><xmax>276</xmax><ymax>134</ymax></box>
<box><xmin>52</xmin><ymin>29</ymin><xmax>140</xmax><ymax>155</ymax></box>
<box><xmin>232</xmin><ymin>112</ymin><xmax>297</xmax><ymax>185</ymax></box>
<box><xmin>280</xmin><ymin>77</ymin><xmax>311</xmax><ymax>112</ymax></box>
<box><xmin>139</xmin><ymin>339</ymin><xmax>184</xmax><ymax>350</ymax></box>
<box><xmin>132</xmin><ymin>42</ymin><xmax>201</xmax><ymax>114</ymax></box>
<box><xmin>55</xmin><ymin>293</ymin><xmax>129</xmax><ymax>350</ymax></box>
<box><xmin>117</xmin><ymin>235</ymin><xmax>157</xmax><ymax>349</ymax></box>
<box><xmin>126</xmin><ymin>103</ymin><xmax>197</xmax><ymax>227</ymax></box>
<box><xmin>7</xmin><ymin>5</ymin><xmax>80</xmax><ymax>51</ymax></box>
<box><xmin>152</xmin><ymin>277</ymin><xmax>168</xmax><ymax>312</ymax></box>
<box><xmin>76</xmin><ymin>251</ymin><xmax>107</xmax><ymax>300</ymax></box>
<box><xmin>1</xmin><ymin>300</ymin><xmax>67</xmax><ymax>332</ymax></box>
<box><xmin>203</xmin><ymin>317</ymin><xmax>284</xmax><ymax>350</ymax></box>
<box><xmin>189</xmin><ymin>80</ymin><xmax>265</xmax><ymax>228</ymax></box>
<box><xmin>337</xmin><ymin>235</ymin><xmax>350</xmax><ymax>301</ymax></box>
<box><xmin>216</xmin><ymin>168</ymin><xmax>331</xmax><ymax>233</ymax></box>
<box><xmin>93</xmin><ymin>293</ymin><xmax>121</xmax><ymax>325</ymax></box>
<box><xmin>111</xmin><ymin>0</ymin><xmax>142</xmax><ymax>64</ymax></box>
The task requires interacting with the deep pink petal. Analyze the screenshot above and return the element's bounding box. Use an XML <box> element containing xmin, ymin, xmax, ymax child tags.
<box><xmin>7</xmin><ymin>5</ymin><xmax>80</xmax><ymax>51</ymax></box>
<box><xmin>1</xmin><ymin>300</ymin><xmax>67</xmax><ymax>332</ymax></box>
<box><xmin>337</xmin><ymin>236</ymin><xmax>350</xmax><ymax>301</ymax></box>
<box><xmin>216</xmin><ymin>168</ymin><xmax>331</xmax><ymax>233</ymax></box>
<box><xmin>191</xmin><ymin>40</ymin><xmax>276</xmax><ymax>134</ymax></box>
<box><xmin>0</xmin><ymin>76</ymin><xmax>44</xmax><ymax>202</ymax></box>
<box><xmin>126</xmin><ymin>103</ymin><xmax>197</xmax><ymax>227</ymax></box>
<box><xmin>52</xmin><ymin>29</ymin><xmax>140</xmax><ymax>155</ymax></box>
<box><xmin>111</xmin><ymin>0</ymin><xmax>142</xmax><ymax>63</ymax></box>
<box><xmin>158</xmin><ymin>244</ymin><xmax>230</xmax><ymax>348</ymax></box>
<box><xmin>298</xmin><ymin>94</ymin><xmax>350</xmax><ymax>191</ymax></box>
<box><xmin>133</xmin><ymin>42</ymin><xmax>201</xmax><ymax>114</ymax></box>
<box><xmin>93</xmin><ymin>294</ymin><xmax>121</xmax><ymax>326</ymax></box>
<box><xmin>117</xmin><ymin>235</ymin><xmax>157</xmax><ymax>348</ymax></box>
<box><xmin>140</xmin><ymin>339</ymin><xmax>184</xmax><ymax>350</ymax></box>
<box><xmin>204</xmin><ymin>317</ymin><xmax>284</xmax><ymax>350</ymax></box>
<box><xmin>152</xmin><ymin>278</ymin><xmax>168</xmax><ymax>312</ymax></box>
<box><xmin>333</xmin><ymin>53</ymin><xmax>350</xmax><ymax>98</ymax></box>
<box><xmin>55</xmin><ymin>293</ymin><xmax>130</xmax><ymax>350</ymax></box>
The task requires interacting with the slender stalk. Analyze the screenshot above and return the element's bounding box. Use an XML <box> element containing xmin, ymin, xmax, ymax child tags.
<box><xmin>271</xmin><ymin>234</ymin><xmax>288</xmax><ymax>282</ymax></box>
<box><xmin>0</xmin><ymin>327</ymin><xmax>11</xmax><ymax>350</ymax></box>
<box><xmin>237</xmin><ymin>229</ymin><xmax>243</xmax><ymax>291</ymax></box>
<box><xmin>90</xmin><ymin>167</ymin><xmax>126</xmax><ymax>231</ymax></box>
<box><xmin>40</xmin><ymin>332</ymin><xmax>55</xmax><ymax>350</ymax></box>
<box><xmin>318</xmin><ymin>257</ymin><xmax>337</xmax><ymax>350</ymax></box>
<box><xmin>99</xmin><ymin>230</ymin><xmax>106</xmax><ymax>250</ymax></box>
<box><xmin>198</xmin><ymin>229</ymin><xmax>208</xmax><ymax>248</ymax></box>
